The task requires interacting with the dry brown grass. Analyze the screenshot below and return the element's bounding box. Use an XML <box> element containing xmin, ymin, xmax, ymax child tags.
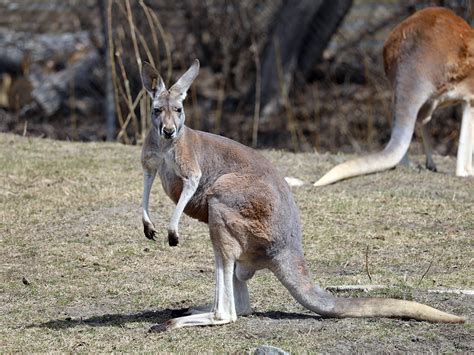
<box><xmin>0</xmin><ymin>133</ymin><xmax>472</xmax><ymax>352</ymax></box>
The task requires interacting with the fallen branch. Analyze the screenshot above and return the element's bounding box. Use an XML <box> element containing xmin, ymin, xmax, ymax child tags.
<box><xmin>427</xmin><ymin>288</ymin><xmax>474</xmax><ymax>296</ymax></box>
<box><xmin>326</xmin><ymin>285</ymin><xmax>385</xmax><ymax>292</ymax></box>
<box><xmin>26</xmin><ymin>50</ymin><xmax>100</xmax><ymax>117</ymax></box>
<box><xmin>326</xmin><ymin>285</ymin><xmax>474</xmax><ymax>296</ymax></box>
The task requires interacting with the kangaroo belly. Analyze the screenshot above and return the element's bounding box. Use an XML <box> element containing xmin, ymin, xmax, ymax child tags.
<box><xmin>159</xmin><ymin>172</ymin><xmax>209</xmax><ymax>223</ymax></box>
<box><xmin>184</xmin><ymin>189</ymin><xmax>209</xmax><ymax>223</ymax></box>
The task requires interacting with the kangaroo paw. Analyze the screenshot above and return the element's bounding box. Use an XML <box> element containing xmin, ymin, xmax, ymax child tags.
<box><xmin>426</xmin><ymin>159</ymin><xmax>438</xmax><ymax>172</ymax></box>
<box><xmin>168</xmin><ymin>230</ymin><xmax>179</xmax><ymax>246</ymax></box>
<box><xmin>144</xmin><ymin>223</ymin><xmax>157</xmax><ymax>241</ymax></box>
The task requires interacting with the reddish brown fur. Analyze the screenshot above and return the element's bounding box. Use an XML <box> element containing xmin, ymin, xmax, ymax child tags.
<box><xmin>315</xmin><ymin>7</ymin><xmax>474</xmax><ymax>187</ymax></box>
<box><xmin>384</xmin><ymin>7</ymin><xmax>474</xmax><ymax>89</ymax></box>
<box><xmin>208</xmin><ymin>173</ymin><xmax>276</xmax><ymax>260</ymax></box>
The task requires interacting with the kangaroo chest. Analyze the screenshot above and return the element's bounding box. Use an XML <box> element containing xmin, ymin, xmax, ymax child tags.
<box><xmin>156</xmin><ymin>150</ymin><xmax>183</xmax><ymax>203</ymax></box>
<box><xmin>157</xmin><ymin>150</ymin><xmax>209</xmax><ymax>223</ymax></box>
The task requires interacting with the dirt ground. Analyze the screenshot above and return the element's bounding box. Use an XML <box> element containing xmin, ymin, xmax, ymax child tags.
<box><xmin>1</xmin><ymin>133</ymin><xmax>472</xmax><ymax>352</ymax></box>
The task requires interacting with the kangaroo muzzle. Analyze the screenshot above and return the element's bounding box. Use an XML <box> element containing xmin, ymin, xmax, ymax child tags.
<box><xmin>161</xmin><ymin>125</ymin><xmax>176</xmax><ymax>139</ymax></box>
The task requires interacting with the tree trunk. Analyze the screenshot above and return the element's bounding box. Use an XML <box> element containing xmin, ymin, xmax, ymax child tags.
<box><xmin>258</xmin><ymin>0</ymin><xmax>353</xmax><ymax>116</ymax></box>
<box><xmin>297</xmin><ymin>0</ymin><xmax>353</xmax><ymax>77</ymax></box>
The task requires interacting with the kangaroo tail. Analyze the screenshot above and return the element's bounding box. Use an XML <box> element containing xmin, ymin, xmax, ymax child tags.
<box><xmin>271</xmin><ymin>251</ymin><xmax>465</xmax><ymax>323</ymax></box>
<box><xmin>314</xmin><ymin>121</ymin><xmax>413</xmax><ymax>186</ymax></box>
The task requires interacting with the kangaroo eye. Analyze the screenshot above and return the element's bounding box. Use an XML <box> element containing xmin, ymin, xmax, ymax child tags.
<box><xmin>154</xmin><ymin>107</ymin><xmax>163</xmax><ymax>114</ymax></box>
<box><xmin>176</xmin><ymin>108</ymin><xmax>182</xmax><ymax>113</ymax></box>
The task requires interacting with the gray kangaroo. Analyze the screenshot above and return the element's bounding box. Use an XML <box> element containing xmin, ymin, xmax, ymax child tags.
<box><xmin>140</xmin><ymin>59</ymin><xmax>464</xmax><ymax>331</ymax></box>
<box><xmin>315</xmin><ymin>7</ymin><xmax>474</xmax><ymax>186</ymax></box>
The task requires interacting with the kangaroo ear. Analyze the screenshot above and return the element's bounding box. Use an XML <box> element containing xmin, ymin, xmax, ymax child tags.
<box><xmin>170</xmin><ymin>59</ymin><xmax>200</xmax><ymax>100</ymax></box>
<box><xmin>141</xmin><ymin>62</ymin><xmax>165</xmax><ymax>98</ymax></box>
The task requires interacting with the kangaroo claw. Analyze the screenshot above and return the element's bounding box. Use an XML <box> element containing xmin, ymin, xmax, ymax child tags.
<box><xmin>144</xmin><ymin>223</ymin><xmax>157</xmax><ymax>241</ymax></box>
<box><xmin>168</xmin><ymin>230</ymin><xmax>179</xmax><ymax>246</ymax></box>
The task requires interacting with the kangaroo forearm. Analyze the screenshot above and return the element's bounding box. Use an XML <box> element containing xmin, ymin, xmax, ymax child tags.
<box><xmin>142</xmin><ymin>169</ymin><xmax>158</xmax><ymax>240</ymax></box>
<box><xmin>169</xmin><ymin>176</ymin><xmax>199</xmax><ymax>229</ymax></box>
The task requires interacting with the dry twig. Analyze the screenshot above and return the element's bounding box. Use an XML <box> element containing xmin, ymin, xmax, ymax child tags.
<box><xmin>107</xmin><ymin>0</ymin><xmax>128</xmax><ymax>144</ymax></box>
<box><xmin>365</xmin><ymin>245</ymin><xmax>373</xmax><ymax>283</ymax></box>
<box><xmin>147</xmin><ymin>8</ymin><xmax>172</xmax><ymax>85</ymax></box>
<box><xmin>117</xmin><ymin>89</ymin><xmax>144</xmax><ymax>140</ymax></box>
<box><xmin>115</xmin><ymin>39</ymin><xmax>140</xmax><ymax>139</ymax></box>
<box><xmin>124</xmin><ymin>0</ymin><xmax>142</xmax><ymax>71</ymax></box>
<box><xmin>418</xmin><ymin>256</ymin><xmax>435</xmax><ymax>285</ymax></box>
<box><xmin>139</xmin><ymin>0</ymin><xmax>160</xmax><ymax>69</ymax></box>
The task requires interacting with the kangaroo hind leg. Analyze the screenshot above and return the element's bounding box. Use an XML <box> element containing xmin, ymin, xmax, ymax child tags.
<box><xmin>181</xmin><ymin>262</ymin><xmax>253</xmax><ymax>317</ymax></box>
<box><xmin>417</xmin><ymin>100</ymin><xmax>438</xmax><ymax>171</ymax></box>
<box><xmin>421</xmin><ymin>121</ymin><xmax>437</xmax><ymax>171</ymax></box>
<box><xmin>233</xmin><ymin>262</ymin><xmax>254</xmax><ymax>316</ymax></box>
<box><xmin>456</xmin><ymin>101</ymin><xmax>474</xmax><ymax>176</ymax></box>
<box><xmin>151</xmin><ymin>199</ymin><xmax>240</xmax><ymax>331</ymax></box>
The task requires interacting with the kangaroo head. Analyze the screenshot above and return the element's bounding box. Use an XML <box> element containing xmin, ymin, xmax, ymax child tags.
<box><xmin>141</xmin><ymin>59</ymin><xmax>200</xmax><ymax>140</ymax></box>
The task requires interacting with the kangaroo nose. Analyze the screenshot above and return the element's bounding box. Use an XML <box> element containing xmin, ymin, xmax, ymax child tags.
<box><xmin>162</xmin><ymin>126</ymin><xmax>176</xmax><ymax>139</ymax></box>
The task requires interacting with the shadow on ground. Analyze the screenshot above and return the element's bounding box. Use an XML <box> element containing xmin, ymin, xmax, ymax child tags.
<box><xmin>30</xmin><ymin>308</ymin><xmax>321</xmax><ymax>330</ymax></box>
<box><xmin>29</xmin><ymin>309</ymin><xmax>173</xmax><ymax>330</ymax></box>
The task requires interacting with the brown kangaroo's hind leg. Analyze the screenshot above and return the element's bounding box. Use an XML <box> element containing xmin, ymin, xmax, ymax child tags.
<box><xmin>417</xmin><ymin>99</ymin><xmax>438</xmax><ymax>172</ymax></box>
<box><xmin>270</xmin><ymin>248</ymin><xmax>465</xmax><ymax>323</ymax></box>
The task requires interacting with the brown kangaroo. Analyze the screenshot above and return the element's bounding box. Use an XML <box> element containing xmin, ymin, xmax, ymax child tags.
<box><xmin>315</xmin><ymin>7</ymin><xmax>474</xmax><ymax>187</ymax></box>
<box><xmin>140</xmin><ymin>59</ymin><xmax>464</xmax><ymax>331</ymax></box>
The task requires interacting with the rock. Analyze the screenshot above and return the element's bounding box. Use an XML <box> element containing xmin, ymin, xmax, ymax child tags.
<box><xmin>285</xmin><ymin>176</ymin><xmax>305</xmax><ymax>187</ymax></box>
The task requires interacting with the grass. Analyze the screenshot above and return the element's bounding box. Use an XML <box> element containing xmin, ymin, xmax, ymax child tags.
<box><xmin>0</xmin><ymin>133</ymin><xmax>472</xmax><ymax>352</ymax></box>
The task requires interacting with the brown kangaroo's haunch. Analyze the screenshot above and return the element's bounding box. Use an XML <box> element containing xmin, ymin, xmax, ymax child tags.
<box><xmin>140</xmin><ymin>59</ymin><xmax>464</xmax><ymax>331</ymax></box>
<box><xmin>315</xmin><ymin>7</ymin><xmax>474</xmax><ymax>186</ymax></box>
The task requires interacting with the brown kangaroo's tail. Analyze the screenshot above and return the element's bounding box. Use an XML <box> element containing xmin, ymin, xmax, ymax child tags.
<box><xmin>271</xmin><ymin>250</ymin><xmax>465</xmax><ymax>323</ymax></box>
<box><xmin>314</xmin><ymin>76</ymin><xmax>435</xmax><ymax>187</ymax></box>
<box><xmin>314</xmin><ymin>122</ymin><xmax>413</xmax><ymax>187</ymax></box>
